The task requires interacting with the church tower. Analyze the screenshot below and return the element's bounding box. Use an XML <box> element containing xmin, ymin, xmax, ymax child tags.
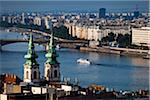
<box><xmin>44</xmin><ymin>33</ymin><xmax>60</xmax><ymax>82</ymax></box>
<box><xmin>23</xmin><ymin>34</ymin><xmax>40</xmax><ymax>83</ymax></box>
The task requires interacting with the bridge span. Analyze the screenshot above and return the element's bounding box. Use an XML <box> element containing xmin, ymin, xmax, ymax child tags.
<box><xmin>0</xmin><ymin>39</ymin><xmax>88</xmax><ymax>46</ymax></box>
<box><xmin>1</xmin><ymin>27</ymin><xmax>88</xmax><ymax>46</ymax></box>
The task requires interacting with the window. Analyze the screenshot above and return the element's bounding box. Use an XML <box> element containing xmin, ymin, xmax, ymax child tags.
<box><xmin>47</xmin><ymin>69</ymin><xmax>49</xmax><ymax>77</ymax></box>
<box><xmin>54</xmin><ymin>70</ymin><xmax>57</xmax><ymax>78</ymax></box>
<box><xmin>34</xmin><ymin>71</ymin><xmax>37</xmax><ymax>79</ymax></box>
<box><xmin>26</xmin><ymin>71</ymin><xmax>29</xmax><ymax>79</ymax></box>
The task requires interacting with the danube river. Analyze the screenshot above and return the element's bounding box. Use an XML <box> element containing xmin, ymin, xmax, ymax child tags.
<box><xmin>0</xmin><ymin>31</ymin><xmax>149</xmax><ymax>91</ymax></box>
<box><xmin>0</xmin><ymin>47</ymin><xmax>149</xmax><ymax>91</ymax></box>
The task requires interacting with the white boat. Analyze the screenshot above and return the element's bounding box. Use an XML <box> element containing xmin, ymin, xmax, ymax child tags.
<box><xmin>77</xmin><ymin>58</ymin><xmax>91</xmax><ymax>65</ymax></box>
<box><xmin>56</xmin><ymin>44</ymin><xmax>61</xmax><ymax>50</ymax></box>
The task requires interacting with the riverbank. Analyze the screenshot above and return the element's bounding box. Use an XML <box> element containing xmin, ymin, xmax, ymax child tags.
<box><xmin>80</xmin><ymin>46</ymin><xmax>149</xmax><ymax>57</ymax></box>
<box><xmin>59</xmin><ymin>43</ymin><xmax>150</xmax><ymax>58</ymax></box>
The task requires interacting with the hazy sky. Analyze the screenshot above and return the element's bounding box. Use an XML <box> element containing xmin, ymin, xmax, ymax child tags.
<box><xmin>0</xmin><ymin>0</ymin><xmax>148</xmax><ymax>1</ymax></box>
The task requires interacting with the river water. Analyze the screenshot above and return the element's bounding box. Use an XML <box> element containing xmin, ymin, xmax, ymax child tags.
<box><xmin>0</xmin><ymin>31</ymin><xmax>149</xmax><ymax>91</ymax></box>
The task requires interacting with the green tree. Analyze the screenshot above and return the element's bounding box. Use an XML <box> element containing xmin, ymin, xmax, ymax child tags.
<box><xmin>116</xmin><ymin>33</ymin><xmax>131</xmax><ymax>47</ymax></box>
<box><xmin>108</xmin><ymin>32</ymin><xmax>116</xmax><ymax>42</ymax></box>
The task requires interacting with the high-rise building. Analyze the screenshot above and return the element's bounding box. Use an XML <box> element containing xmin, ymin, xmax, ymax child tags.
<box><xmin>23</xmin><ymin>34</ymin><xmax>40</xmax><ymax>83</ymax></box>
<box><xmin>99</xmin><ymin>8</ymin><xmax>106</xmax><ymax>18</ymax></box>
<box><xmin>21</xmin><ymin>13</ymin><xmax>25</xmax><ymax>24</ymax></box>
<box><xmin>44</xmin><ymin>33</ymin><xmax>60</xmax><ymax>82</ymax></box>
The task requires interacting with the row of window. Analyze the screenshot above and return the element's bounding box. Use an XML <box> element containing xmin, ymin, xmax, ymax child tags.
<box><xmin>47</xmin><ymin>70</ymin><xmax>58</xmax><ymax>78</ymax></box>
<box><xmin>26</xmin><ymin>70</ymin><xmax>58</xmax><ymax>79</ymax></box>
<box><xmin>26</xmin><ymin>71</ymin><xmax>38</xmax><ymax>79</ymax></box>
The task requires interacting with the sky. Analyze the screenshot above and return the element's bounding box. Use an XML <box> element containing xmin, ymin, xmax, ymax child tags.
<box><xmin>0</xmin><ymin>0</ymin><xmax>149</xmax><ymax>1</ymax></box>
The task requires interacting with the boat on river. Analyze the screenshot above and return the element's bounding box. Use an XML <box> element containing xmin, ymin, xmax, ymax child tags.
<box><xmin>77</xmin><ymin>58</ymin><xmax>91</xmax><ymax>65</ymax></box>
<box><xmin>56</xmin><ymin>44</ymin><xmax>61</xmax><ymax>50</ymax></box>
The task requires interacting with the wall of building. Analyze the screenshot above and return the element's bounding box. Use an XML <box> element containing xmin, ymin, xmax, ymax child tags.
<box><xmin>65</xmin><ymin>23</ymin><xmax>130</xmax><ymax>41</ymax></box>
<box><xmin>0</xmin><ymin>94</ymin><xmax>7</xmax><ymax>100</ymax></box>
<box><xmin>132</xmin><ymin>27</ymin><xmax>150</xmax><ymax>47</ymax></box>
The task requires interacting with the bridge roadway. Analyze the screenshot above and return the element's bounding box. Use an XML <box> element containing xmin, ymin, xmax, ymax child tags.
<box><xmin>1</xmin><ymin>27</ymin><xmax>88</xmax><ymax>46</ymax></box>
<box><xmin>5</xmin><ymin>27</ymin><xmax>72</xmax><ymax>41</ymax></box>
<box><xmin>0</xmin><ymin>39</ymin><xmax>88</xmax><ymax>46</ymax></box>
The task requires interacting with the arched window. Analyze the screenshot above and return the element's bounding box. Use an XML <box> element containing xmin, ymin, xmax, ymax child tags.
<box><xmin>47</xmin><ymin>69</ymin><xmax>49</xmax><ymax>77</ymax></box>
<box><xmin>54</xmin><ymin>70</ymin><xmax>57</xmax><ymax>78</ymax></box>
<box><xmin>34</xmin><ymin>71</ymin><xmax>37</xmax><ymax>79</ymax></box>
<box><xmin>26</xmin><ymin>71</ymin><xmax>29</xmax><ymax>79</ymax></box>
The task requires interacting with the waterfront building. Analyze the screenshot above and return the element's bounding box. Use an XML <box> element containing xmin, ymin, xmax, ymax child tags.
<box><xmin>132</xmin><ymin>27</ymin><xmax>150</xmax><ymax>47</ymax></box>
<box><xmin>86</xmin><ymin>26</ymin><xmax>98</xmax><ymax>41</ymax></box>
<box><xmin>99</xmin><ymin>8</ymin><xmax>106</xmax><ymax>18</ymax></box>
<box><xmin>23</xmin><ymin>34</ymin><xmax>40</xmax><ymax>83</ymax></box>
<box><xmin>44</xmin><ymin>33</ymin><xmax>61</xmax><ymax>82</ymax></box>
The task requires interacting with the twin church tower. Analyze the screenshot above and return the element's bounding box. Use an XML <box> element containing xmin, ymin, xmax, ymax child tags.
<box><xmin>23</xmin><ymin>33</ymin><xmax>60</xmax><ymax>83</ymax></box>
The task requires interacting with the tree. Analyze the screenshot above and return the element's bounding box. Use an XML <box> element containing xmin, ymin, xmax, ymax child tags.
<box><xmin>116</xmin><ymin>33</ymin><xmax>131</xmax><ymax>47</ymax></box>
<box><xmin>53</xmin><ymin>25</ymin><xmax>75</xmax><ymax>40</ymax></box>
<box><xmin>108</xmin><ymin>32</ymin><xmax>116</xmax><ymax>42</ymax></box>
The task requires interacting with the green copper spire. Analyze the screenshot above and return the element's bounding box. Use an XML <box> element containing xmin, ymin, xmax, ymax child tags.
<box><xmin>24</xmin><ymin>33</ymin><xmax>38</xmax><ymax>66</ymax></box>
<box><xmin>45</xmin><ymin>32</ymin><xmax>59</xmax><ymax>64</ymax></box>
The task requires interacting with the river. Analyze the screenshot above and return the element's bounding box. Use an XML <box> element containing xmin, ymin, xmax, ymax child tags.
<box><xmin>0</xmin><ymin>31</ymin><xmax>149</xmax><ymax>91</ymax></box>
<box><xmin>0</xmin><ymin>48</ymin><xmax>149</xmax><ymax>91</ymax></box>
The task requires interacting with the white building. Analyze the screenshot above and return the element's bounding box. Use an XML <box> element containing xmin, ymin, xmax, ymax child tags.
<box><xmin>2</xmin><ymin>16</ymin><xmax>6</xmax><ymax>21</ymax></box>
<box><xmin>132</xmin><ymin>27</ymin><xmax>150</xmax><ymax>47</ymax></box>
<box><xmin>34</xmin><ymin>17</ymin><xmax>41</xmax><ymax>26</ymax></box>
<box><xmin>87</xmin><ymin>26</ymin><xmax>102</xmax><ymax>41</ymax></box>
<box><xmin>21</xmin><ymin>13</ymin><xmax>25</xmax><ymax>24</ymax></box>
<box><xmin>42</xmin><ymin>17</ymin><xmax>52</xmax><ymax>29</ymax></box>
<box><xmin>31</xmin><ymin>87</ymin><xmax>47</xmax><ymax>94</ymax></box>
<box><xmin>7</xmin><ymin>16</ymin><xmax>12</xmax><ymax>23</ymax></box>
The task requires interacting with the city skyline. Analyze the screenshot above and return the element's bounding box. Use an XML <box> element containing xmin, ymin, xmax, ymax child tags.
<box><xmin>0</xmin><ymin>0</ymin><xmax>149</xmax><ymax>99</ymax></box>
<box><xmin>0</xmin><ymin>1</ymin><xmax>149</xmax><ymax>13</ymax></box>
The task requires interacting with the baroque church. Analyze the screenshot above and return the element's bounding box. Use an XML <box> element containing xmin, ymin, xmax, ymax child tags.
<box><xmin>23</xmin><ymin>33</ymin><xmax>60</xmax><ymax>84</ymax></box>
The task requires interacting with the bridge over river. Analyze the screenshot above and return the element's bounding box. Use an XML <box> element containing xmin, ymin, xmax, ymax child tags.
<box><xmin>0</xmin><ymin>27</ymin><xmax>88</xmax><ymax>48</ymax></box>
<box><xmin>0</xmin><ymin>27</ymin><xmax>88</xmax><ymax>49</ymax></box>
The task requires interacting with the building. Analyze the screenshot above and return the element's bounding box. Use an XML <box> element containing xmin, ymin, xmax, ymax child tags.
<box><xmin>99</xmin><ymin>8</ymin><xmax>106</xmax><ymax>18</ymax></box>
<box><xmin>132</xmin><ymin>27</ymin><xmax>150</xmax><ymax>47</ymax></box>
<box><xmin>2</xmin><ymin>16</ymin><xmax>6</xmax><ymax>21</ymax></box>
<box><xmin>44</xmin><ymin>33</ymin><xmax>61</xmax><ymax>82</ymax></box>
<box><xmin>21</xmin><ymin>13</ymin><xmax>25</xmax><ymax>24</ymax></box>
<box><xmin>7</xmin><ymin>16</ymin><xmax>12</xmax><ymax>23</ymax></box>
<box><xmin>4</xmin><ymin>84</ymin><xmax>21</xmax><ymax>94</ymax></box>
<box><xmin>41</xmin><ymin>17</ymin><xmax>52</xmax><ymax>29</ymax></box>
<box><xmin>133</xmin><ymin>11</ymin><xmax>140</xmax><ymax>18</ymax></box>
<box><xmin>33</xmin><ymin>17</ymin><xmax>41</xmax><ymax>26</ymax></box>
<box><xmin>0</xmin><ymin>74</ymin><xmax>21</xmax><ymax>84</ymax></box>
<box><xmin>0</xmin><ymin>74</ymin><xmax>22</xmax><ymax>94</ymax></box>
<box><xmin>23</xmin><ymin>34</ymin><xmax>40</xmax><ymax>83</ymax></box>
